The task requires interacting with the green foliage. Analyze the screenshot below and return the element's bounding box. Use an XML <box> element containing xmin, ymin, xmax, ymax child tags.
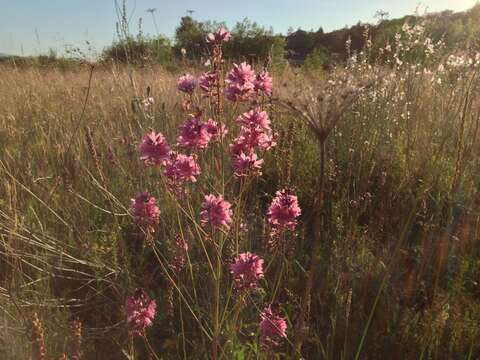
<box><xmin>174</xmin><ymin>16</ymin><xmax>213</xmax><ymax>60</ymax></box>
<box><xmin>102</xmin><ymin>35</ymin><xmax>172</xmax><ymax>64</ymax></box>
<box><xmin>303</xmin><ymin>47</ymin><xmax>329</xmax><ymax>73</ymax></box>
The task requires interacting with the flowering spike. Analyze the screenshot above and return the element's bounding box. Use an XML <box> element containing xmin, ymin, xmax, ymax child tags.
<box><xmin>233</xmin><ymin>152</ymin><xmax>264</xmax><ymax>177</ymax></box>
<box><xmin>177</xmin><ymin>74</ymin><xmax>197</xmax><ymax>94</ymax></box>
<box><xmin>254</xmin><ymin>70</ymin><xmax>273</xmax><ymax>96</ymax></box>
<box><xmin>230</xmin><ymin>252</ymin><xmax>264</xmax><ymax>291</ymax></box>
<box><xmin>260</xmin><ymin>306</ymin><xmax>287</xmax><ymax>344</ymax></box>
<box><xmin>126</xmin><ymin>289</ymin><xmax>157</xmax><ymax>336</ymax></box>
<box><xmin>131</xmin><ymin>192</ymin><xmax>160</xmax><ymax>227</ymax></box>
<box><xmin>267</xmin><ymin>188</ymin><xmax>301</xmax><ymax>231</ymax></box>
<box><xmin>139</xmin><ymin>131</ymin><xmax>170</xmax><ymax>165</ymax></box>
<box><xmin>226</xmin><ymin>62</ymin><xmax>255</xmax><ymax>101</ymax></box>
<box><xmin>200</xmin><ymin>194</ymin><xmax>233</xmax><ymax>230</ymax></box>
<box><xmin>206</xmin><ymin>27</ymin><xmax>231</xmax><ymax>44</ymax></box>
<box><xmin>164</xmin><ymin>152</ymin><xmax>201</xmax><ymax>183</ymax></box>
<box><xmin>177</xmin><ymin>114</ymin><xmax>212</xmax><ymax>150</ymax></box>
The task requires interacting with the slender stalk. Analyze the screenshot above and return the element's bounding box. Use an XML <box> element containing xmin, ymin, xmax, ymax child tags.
<box><xmin>294</xmin><ymin>140</ymin><xmax>326</xmax><ymax>356</ymax></box>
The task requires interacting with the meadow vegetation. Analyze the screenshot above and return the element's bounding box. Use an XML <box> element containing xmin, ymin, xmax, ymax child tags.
<box><xmin>1</xmin><ymin>5</ymin><xmax>480</xmax><ymax>360</ymax></box>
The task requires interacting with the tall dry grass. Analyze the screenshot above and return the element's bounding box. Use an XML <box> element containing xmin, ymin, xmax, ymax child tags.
<box><xmin>1</xmin><ymin>30</ymin><xmax>480</xmax><ymax>359</ymax></box>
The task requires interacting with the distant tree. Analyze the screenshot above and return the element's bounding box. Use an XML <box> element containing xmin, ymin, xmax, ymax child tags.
<box><xmin>223</xmin><ymin>18</ymin><xmax>281</xmax><ymax>62</ymax></box>
<box><xmin>303</xmin><ymin>47</ymin><xmax>329</xmax><ymax>72</ymax></box>
<box><xmin>174</xmin><ymin>16</ymin><xmax>207</xmax><ymax>60</ymax></box>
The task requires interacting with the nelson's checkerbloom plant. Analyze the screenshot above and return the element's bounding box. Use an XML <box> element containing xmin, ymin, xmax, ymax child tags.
<box><xmin>5</xmin><ymin>12</ymin><xmax>480</xmax><ymax>360</ymax></box>
<box><xmin>177</xmin><ymin>114</ymin><xmax>212</xmax><ymax>150</ymax></box>
<box><xmin>267</xmin><ymin>188</ymin><xmax>301</xmax><ymax>231</ymax></box>
<box><xmin>177</xmin><ymin>73</ymin><xmax>197</xmax><ymax>94</ymax></box>
<box><xmin>126</xmin><ymin>289</ymin><xmax>157</xmax><ymax>336</ymax></box>
<box><xmin>259</xmin><ymin>306</ymin><xmax>288</xmax><ymax>346</ymax></box>
<box><xmin>139</xmin><ymin>131</ymin><xmax>171</xmax><ymax>165</ymax></box>
<box><xmin>230</xmin><ymin>252</ymin><xmax>264</xmax><ymax>291</ymax></box>
<box><xmin>131</xmin><ymin>192</ymin><xmax>161</xmax><ymax>227</ymax></box>
<box><xmin>164</xmin><ymin>152</ymin><xmax>201</xmax><ymax>184</ymax></box>
<box><xmin>200</xmin><ymin>194</ymin><xmax>233</xmax><ymax>230</ymax></box>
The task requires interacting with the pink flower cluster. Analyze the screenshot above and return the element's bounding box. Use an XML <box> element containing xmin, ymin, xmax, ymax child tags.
<box><xmin>254</xmin><ymin>70</ymin><xmax>273</xmax><ymax>96</ymax></box>
<box><xmin>226</xmin><ymin>63</ymin><xmax>273</xmax><ymax>102</ymax></box>
<box><xmin>230</xmin><ymin>252</ymin><xmax>264</xmax><ymax>291</ymax></box>
<box><xmin>177</xmin><ymin>114</ymin><xmax>226</xmax><ymax>150</ymax></box>
<box><xmin>126</xmin><ymin>289</ymin><xmax>157</xmax><ymax>335</ymax></box>
<box><xmin>164</xmin><ymin>152</ymin><xmax>201</xmax><ymax>183</ymax></box>
<box><xmin>226</xmin><ymin>62</ymin><xmax>256</xmax><ymax>101</ymax></box>
<box><xmin>138</xmin><ymin>123</ymin><xmax>206</xmax><ymax>186</ymax></box>
<box><xmin>260</xmin><ymin>306</ymin><xmax>287</xmax><ymax>343</ymax></box>
<box><xmin>199</xmin><ymin>71</ymin><xmax>218</xmax><ymax>93</ymax></box>
<box><xmin>200</xmin><ymin>194</ymin><xmax>233</xmax><ymax>230</ymax></box>
<box><xmin>177</xmin><ymin>74</ymin><xmax>196</xmax><ymax>94</ymax></box>
<box><xmin>131</xmin><ymin>192</ymin><xmax>161</xmax><ymax>227</ymax></box>
<box><xmin>206</xmin><ymin>27</ymin><xmax>231</xmax><ymax>44</ymax></box>
<box><xmin>139</xmin><ymin>131</ymin><xmax>170</xmax><ymax>165</ymax></box>
<box><xmin>233</xmin><ymin>152</ymin><xmax>264</xmax><ymax>177</ymax></box>
<box><xmin>231</xmin><ymin>108</ymin><xmax>276</xmax><ymax>177</ymax></box>
<box><xmin>267</xmin><ymin>188</ymin><xmax>301</xmax><ymax>231</ymax></box>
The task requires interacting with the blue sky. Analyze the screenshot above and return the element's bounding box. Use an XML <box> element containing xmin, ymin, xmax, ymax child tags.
<box><xmin>0</xmin><ymin>0</ymin><xmax>477</xmax><ymax>56</ymax></box>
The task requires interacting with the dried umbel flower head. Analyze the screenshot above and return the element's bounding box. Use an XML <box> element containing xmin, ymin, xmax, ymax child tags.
<box><xmin>31</xmin><ymin>312</ymin><xmax>47</xmax><ymax>360</ymax></box>
<box><xmin>260</xmin><ymin>306</ymin><xmax>288</xmax><ymax>345</ymax></box>
<box><xmin>139</xmin><ymin>131</ymin><xmax>171</xmax><ymax>165</ymax></box>
<box><xmin>177</xmin><ymin>74</ymin><xmax>197</xmax><ymax>94</ymax></box>
<box><xmin>164</xmin><ymin>152</ymin><xmax>201</xmax><ymax>183</ymax></box>
<box><xmin>206</xmin><ymin>27</ymin><xmax>231</xmax><ymax>44</ymax></box>
<box><xmin>230</xmin><ymin>252</ymin><xmax>264</xmax><ymax>291</ymax></box>
<box><xmin>126</xmin><ymin>289</ymin><xmax>157</xmax><ymax>336</ymax></box>
<box><xmin>267</xmin><ymin>188</ymin><xmax>301</xmax><ymax>231</ymax></box>
<box><xmin>200</xmin><ymin>194</ymin><xmax>233</xmax><ymax>230</ymax></box>
<box><xmin>131</xmin><ymin>192</ymin><xmax>161</xmax><ymax>227</ymax></box>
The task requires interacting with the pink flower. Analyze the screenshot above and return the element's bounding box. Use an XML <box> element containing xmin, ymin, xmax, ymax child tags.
<box><xmin>177</xmin><ymin>74</ymin><xmax>196</xmax><ymax>94</ymax></box>
<box><xmin>230</xmin><ymin>133</ymin><xmax>254</xmax><ymax>156</ymax></box>
<box><xmin>233</xmin><ymin>152</ymin><xmax>264</xmax><ymax>177</ymax></box>
<box><xmin>139</xmin><ymin>131</ymin><xmax>170</xmax><ymax>165</ymax></box>
<box><xmin>226</xmin><ymin>63</ymin><xmax>255</xmax><ymax>101</ymax></box>
<box><xmin>230</xmin><ymin>127</ymin><xmax>276</xmax><ymax>155</ymax></box>
<box><xmin>207</xmin><ymin>27</ymin><xmax>231</xmax><ymax>44</ymax></box>
<box><xmin>230</xmin><ymin>252</ymin><xmax>264</xmax><ymax>291</ymax></box>
<box><xmin>260</xmin><ymin>306</ymin><xmax>287</xmax><ymax>341</ymax></box>
<box><xmin>254</xmin><ymin>71</ymin><xmax>273</xmax><ymax>95</ymax></box>
<box><xmin>257</xmin><ymin>131</ymin><xmax>277</xmax><ymax>150</ymax></box>
<box><xmin>204</xmin><ymin>118</ymin><xmax>227</xmax><ymax>140</ymax></box>
<box><xmin>126</xmin><ymin>289</ymin><xmax>157</xmax><ymax>335</ymax></box>
<box><xmin>200</xmin><ymin>194</ymin><xmax>233</xmax><ymax>230</ymax></box>
<box><xmin>177</xmin><ymin>114</ymin><xmax>212</xmax><ymax>150</ymax></box>
<box><xmin>267</xmin><ymin>189</ymin><xmax>301</xmax><ymax>231</ymax></box>
<box><xmin>164</xmin><ymin>152</ymin><xmax>201</xmax><ymax>183</ymax></box>
<box><xmin>237</xmin><ymin>108</ymin><xmax>270</xmax><ymax>130</ymax></box>
<box><xmin>170</xmin><ymin>235</ymin><xmax>189</xmax><ymax>272</ymax></box>
<box><xmin>199</xmin><ymin>71</ymin><xmax>218</xmax><ymax>93</ymax></box>
<box><xmin>131</xmin><ymin>192</ymin><xmax>160</xmax><ymax>226</ymax></box>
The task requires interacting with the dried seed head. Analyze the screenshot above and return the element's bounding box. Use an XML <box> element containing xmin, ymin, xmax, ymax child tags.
<box><xmin>31</xmin><ymin>313</ymin><xmax>47</xmax><ymax>360</ymax></box>
<box><xmin>70</xmin><ymin>318</ymin><xmax>82</xmax><ymax>360</ymax></box>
